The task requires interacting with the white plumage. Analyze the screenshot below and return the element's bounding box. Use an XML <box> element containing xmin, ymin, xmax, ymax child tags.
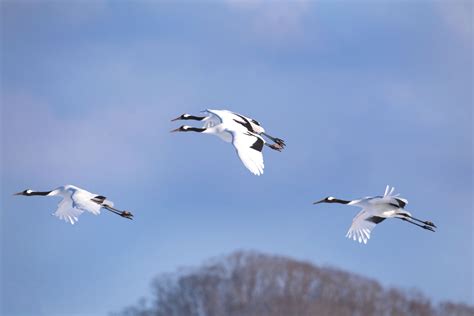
<box><xmin>204</xmin><ymin>110</ymin><xmax>265</xmax><ymax>175</ymax></box>
<box><xmin>51</xmin><ymin>185</ymin><xmax>112</xmax><ymax>224</ymax></box>
<box><xmin>171</xmin><ymin>109</ymin><xmax>285</xmax><ymax>176</ymax></box>
<box><xmin>314</xmin><ymin>185</ymin><xmax>436</xmax><ymax>244</ymax></box>
<box><xmin>230</xmin><ymin>129</ymin><xmax>265</xmax><ymax>176</ymax></box>
<box><xmin>14</xmin><ymin>185</ymin><xmax>133</xmax><ymax>224</ymax></box>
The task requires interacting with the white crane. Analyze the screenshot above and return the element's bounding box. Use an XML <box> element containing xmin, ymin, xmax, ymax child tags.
<box><xmin>171</xmin><ymin>109</ymin><xmax>285</xmax><ymax>176</ymax></box>
<box><xmin>172</xmin><ymin>110</ymin><xmax>285</xmax><ymax>150</ymax></box>
<box><xmin>313</xmin><ymin>185</ymin><xmax>436</xmax><ymax>244</ymax></box>
<box><xmin>14</xmin><ymin>185</ymin><xmax>133</xmax><ymax>224</ymax></box>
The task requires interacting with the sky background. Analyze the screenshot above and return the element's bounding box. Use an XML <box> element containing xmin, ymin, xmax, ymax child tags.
<box><xmin>1</xmin><ymin>1</ymin><xmax>472</xmax><ymax>315</ymax></box>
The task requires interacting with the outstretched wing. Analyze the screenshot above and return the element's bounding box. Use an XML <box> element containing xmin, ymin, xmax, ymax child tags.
<box><xmin>52</xmin><ymin>188</ymin><xmax>112</xmax><ymax>224</ymax></box>
<box><xmin>71</xmin><ymin>190</ymin><xmax>108</xmax><ymax>215</ymax></box>
<box><xmin>346</xmin><ymin>210</ymin><xmax>386</xmax><ymax>244</ymax></box>
<box><xmin>230</xmin><ymin>130</ymin><xmax>265</xmax><ymax>176</ymax></box>
<box><xmin>53</xmin><ymin>195</ymin><xmax>84</xmax><ymax>225</ymax></box>
<box><xmin>202</xmin><ymin>109</ymin><xmax>223</xmax><ymax>128</ymax></box>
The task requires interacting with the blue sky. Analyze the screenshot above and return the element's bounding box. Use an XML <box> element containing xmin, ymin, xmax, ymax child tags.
<box><xmin>1</xmin><ymin>1</ymin><xmax>472</xmax><ymax>315</ymax></box>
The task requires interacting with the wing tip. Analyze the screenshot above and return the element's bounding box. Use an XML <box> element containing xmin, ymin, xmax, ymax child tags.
<box><xmin>346</xmin><ymin>230</ymin><xmax>370</xmax><ymax>244</ymax></box>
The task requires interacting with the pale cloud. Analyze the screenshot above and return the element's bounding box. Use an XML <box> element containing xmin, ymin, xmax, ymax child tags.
<box><xmin>226</xmin><ymin>0</ymin><xmax>312</xmax><ymax>40</ymax></box>
<box><xmin>1</xmin><ymin>0</ymin><xmax>108</xmax><ymax>27</ymax></box>
<box><xmin>436</xmin><ymin>0</ymin><xmax>473</xmax><ymax>44</ymax></box>
<box><xmin>1</xmin><ymin>92</ymin><xmax>168</xmax><ymax>185</ymax></box>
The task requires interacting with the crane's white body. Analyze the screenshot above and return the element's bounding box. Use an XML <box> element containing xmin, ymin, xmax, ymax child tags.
<box><xmin>45</xmin><ymin>185</ymin><xmax>113</xmax><ymax>224</ymax></box>
<box><xmin>201</xmin><ymin>109</ymin><xmax>265</xmax><ymax>136</ymax></box>
<box><xmin>344</xmin><ymin>186</ymin><xmax>410</xmax><ymax>244</ymax></box>
<box><xmin>196</xmin><ymin>109</ymin><xmax>266</xmax><ymax>175</ymax></box>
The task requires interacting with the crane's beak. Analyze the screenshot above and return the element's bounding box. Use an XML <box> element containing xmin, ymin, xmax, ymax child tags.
<box><xmin>313</xmin><ymin>199</ymin><xmax>325</xmax><ymax>205</ymax></box>
<box><xmin>171</xmin><ymin>116</ymin><xmax>182</xmax><ymax>122</ymax></box>
<box><xmin>170</xmin><ymin>127</ymin><xmax>182</xmax><ymax>133</ymax></box>
<box><xmin>13</xmin><ymin>192</ymin><xmax>23</xmax><ymax>196</ymax></box>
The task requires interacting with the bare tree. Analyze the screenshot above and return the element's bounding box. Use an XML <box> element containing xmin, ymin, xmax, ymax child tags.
<box><xmin>112</xmin><ymin>251</ymin><xmax>473</xmax><ymax>316</ymax></box>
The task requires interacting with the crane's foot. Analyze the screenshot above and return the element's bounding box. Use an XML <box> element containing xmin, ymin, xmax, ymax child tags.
<box><xmin>274</xmin><ymin>138</ymin><xmax>286</xmax><ymax>147</ymax></box>
<box><xmin>425</xmin><ymin>221</ymin><xmax>436</xmax><ymax>228</ymax></box>
<box><xmin>269</xmin><ymin>143</ymin><xmax>284</xmax><ymax>152</ymax></box>
<box><xmin>121</xmin><ymin>211</ymin><xmax>134</xmax><ymax>220</ymax></box>
<box><xmin>423</xmin><ymin>225</ymin><xmax>435</xmax><ymax>232</ymax></box>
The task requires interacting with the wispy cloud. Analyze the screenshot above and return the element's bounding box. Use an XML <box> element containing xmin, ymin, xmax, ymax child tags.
<box><xmin>1</xmin><ymin>0</ymin><xmax>108</xmax><ymax>27</ymax></box>
<box><xmin>1</xmin><ymin>92</ymin><xmax>168</xmax><ymax>185</ymax></box>
<box><xmin>436</xmin><ymin>0</ymin><xmax>473</xmax><ymax>45</ymax></box>
<box><xmin>226</xmin><ymin>0</ymin><xmax>312</xmax><ymax>41</ymax></box>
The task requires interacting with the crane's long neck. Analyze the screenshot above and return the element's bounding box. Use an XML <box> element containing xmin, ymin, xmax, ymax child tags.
<box><xmin>186</xmin><ymin>127</ymin><xmax>207</xmax><ymax>133</ymax></box>
<box><xmin>29</xmin><ymin>191</ymin><xmax>53</xmax><ymax>196</ymax></box>
<box><xmin>332</xmin><ymin>198</ymin><xmax>351</xmax><ymax>204</ymax></box>
<box><xmin>185</xmin><ymin>115</ymin><xmax>207</xmax><ymax>121</ymax></box>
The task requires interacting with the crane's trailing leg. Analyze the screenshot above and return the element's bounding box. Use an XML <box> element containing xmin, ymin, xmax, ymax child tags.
<box><xmin>103</xmin><ymin>204</ymin><xmax>134</xmax><ymax>220</ymax></box>
<box><xmin>265</xmin><ymin>143</ymin><xmax>284</xmax><ymax>152</ymax></box>
<box><xmin>262</xmin><ymin>132</ymin><xmax>286</xmax><ymax>149</ymax></box>
<box><xmin>405</xmin><ymin>214</ymin><xmax>436</xmax><ymax>228</ymax></box>
<box><xmin>400</xmin><ymin>217</ymin><xmax>435</xmax><ymax>232</ymax></box>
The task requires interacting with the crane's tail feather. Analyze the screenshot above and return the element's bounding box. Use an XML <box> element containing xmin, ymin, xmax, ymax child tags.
<box><xmin>383</xmin><ymin>185</ymin><xmax>400</xmax><ymax>197</ymax></box>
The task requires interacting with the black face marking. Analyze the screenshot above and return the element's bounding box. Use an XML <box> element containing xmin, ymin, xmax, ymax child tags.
<box><xmin>250</xmin><ymin>137</ymin><xmax>264</xmax><ymax>152</ymax></box>
<box><xmin>24</xmin><ymin>190</ymin><xmax>52</xmax><ymax>196</ymax></box>
<box><xmin>366</xmin><ymin>216</ymin><xmax>386</xmax><ymax>224</ymax></box>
